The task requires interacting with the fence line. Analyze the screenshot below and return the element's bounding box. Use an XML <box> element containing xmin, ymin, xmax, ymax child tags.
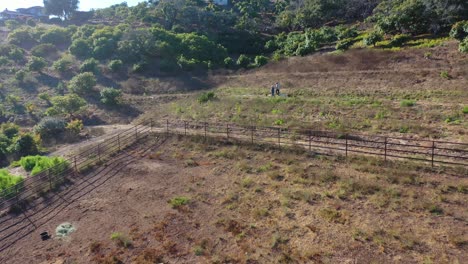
<box><xmin>160</xmin><ymin>119</ymin><xmax>468</xmax><ymax>168</ymax></box>
<box><xmin>0</xmin><ymin>118</ymin><xmax>467</xmax><ymax>214</ymax></box>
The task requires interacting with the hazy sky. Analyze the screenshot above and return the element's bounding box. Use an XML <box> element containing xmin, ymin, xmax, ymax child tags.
<box><xmin>1</xmin><ymin>0</ymin><xmax>144</xmax><ymax>12</ymax></box>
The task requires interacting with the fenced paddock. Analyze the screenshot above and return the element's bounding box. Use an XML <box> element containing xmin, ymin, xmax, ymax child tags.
<box><xmin>0</xmin><ymin>118</ymin><xmax>466</xmax><ymax>217</ymax></box>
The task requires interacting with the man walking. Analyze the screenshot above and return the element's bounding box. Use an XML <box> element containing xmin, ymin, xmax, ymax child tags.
<box><xmin>275</xmin><ymin>82</ymin><xmax>280</xmax><ymax>96</ymax></box>
<box><xmin>271</xmin><ymin>85</ymin><xmax>275</xmax><ymax>97</ymax></box>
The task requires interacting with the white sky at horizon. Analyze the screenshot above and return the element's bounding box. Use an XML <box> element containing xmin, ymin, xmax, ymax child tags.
<box><xmin>0</xmin><ymin>0</ymin><xmax>144</xmax><ymax>12</ymax></box>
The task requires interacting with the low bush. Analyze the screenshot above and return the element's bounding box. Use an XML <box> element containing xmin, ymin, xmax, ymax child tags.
<box><xmin>27</xmin><ymin>56</ymin><xmax>47</xmax><ymax>72</ymax></box>
<box><xmin>236</xmin><ymin>54</ymin><xmax>250</xmax><ymax>68</ymax></box>
<box><xmin>68</xmin><ymin>72</ymin><xmax>97</xmax><ymax>94</ymax></box>
<box><xmin>463</xmin><ymin>106</ymin><xmax>468</xmax><ymax>114</ymax></box>
<box><xmin>34</xmin><ymin>117</ymin><xmax>66</xmax><ymax>138</ymax></box>
<box><xmin>0</xmin><ymin>169</ymin><xmax>23</xmax><ymax>197</ymax></box>
<box><xmin>31</xmin><ymin>44</ymin><xmax>58</xmax><ymax>58</ymax></box>
<box><xmin>18</xmin><ymin>155</ymin><xmax>69</xmax><ymax>176</ymax></box>
<box><xmin>336</xmin><ymin>38</ymin><xmax>355</xmax><ymax>51</ymax></box>
<box><xmin>108</xmin><ymin>59</ymin><xmax>123</xmax><ymax>72</ymax></box>
<box><xmin>390</xmin><ymin>34</ymin><xmax>411</xmax><ymax>47</ymax></box>
<box><xmin>400</xmin><ymin>99</ymin><xmax>416</xmax><ymax>107</ymax></box>
<box><xmin>363</xmin><ymin>31</ymin><xmax>383</xmax><ymax>47</ymax></box>
<box><xmin>111</xmin><ymin>232</ymin><xmax>133</xmax><ymax>248</ymax></box>
<box><xmin>450</xmin><ymin>21</ymin><xmax>468</xmax><ymax>41</ymax></box>
<box><xmin>168</xmin><ymin>196</ymin><xmax>190</xmax><ymax>208</ymax></box>
<box><xmin>254</xmin><ymin>55</ymin><xmax>268</xmax><ymax>67</ymax></box>
<box><xmin>53</xmin><ymin>56</ymin><xmax>74</xmax><ymax>73</ymax></box>
<box><xmin>197</xmin><ymin>91</ymin><xmax>216</xmax><ymax>104</ymax></box>
<box><xmin>100</xmin><ymin>87</ymin><xmax>122</xmax><ymax>106</ymax></box>
<box><xmin>80</xmin><ymin>58</ymin><xmax>99</xmax><ymax>74</ymax></box>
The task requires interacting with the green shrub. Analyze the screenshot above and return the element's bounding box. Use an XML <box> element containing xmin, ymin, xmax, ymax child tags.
<box><xmin>9</xmin><ymin>133</ymin><xmax>40</xmax><ymax>158</ymax></box>
<box><xmin>0</xmin><ymin>169</ymin><xmax>23</xmax><ymax>198</ymax></box>
<box><xmin>254</xmin><ymin>55</ymin><xmax>268</xmax><ymax>67</ymax></box>
<box><xmin>8</xmin><ymin>28</ymin><xmax>36</xmax><ymax>46</ymax></box>
<box><xmin>34</xmin><ymin>117</ymin><xmax>66</xmax><ymax>138</ymax></box>
<box><xmin>27</xmin><ymin>56</ymin><xmax>47</xmax><ymax>72</ymax></box>
<box><xmin>18</xmin><ymin>155</ymin><xmax>69</xmax><ymax>176</ymax></box>
<box><xmin>236</xmin><ymin>54</ymin><xmax>250</xmax><ymax>68</ymax></box>
<box><xmin>53</xmin><ymin>56</ymin><xmax>74</xmax><ymax>73</ymax></box>
<box><xmin>400</xmin><ymin>99</ymin><xmax>416</xmax><ymax>107</ymax></box>
<box><xmin>100</xmin><ymin>87</ymin><xmax>122</xmax><ymax>106</ymax></box>
<box><xmin>390</xmin><ymin>34</ymin><xmax>411</xmax><ymax>47</ymax></box>
<box><xmin>80</xmin><ymin>58</ymin><xmax>99</xmax><ymax>74</ymax></box>
<box><xmin>363</xmin><ymin>31</ymin><xmax>383</xmax><ymax>47</ymax></box>
<box><xmin>459</xmin><ymin>38</ymin><xmax>468</xmax><ymax>53</ymax></box>
<box><xmin>168</xmin><ymin>196</ymin><xmax>190</xmax><ymax>208</ymax></box>
<box><xmin>68</xmin><ymin>72</ymin><xmax>97</xmax><ymax>94</ymax></box>
<box><xmin>66</xmin><ymin>119</ymin><xmax>83</xmax><ymax>135</ymax></box>
<box><xmin>197</xmin><ymin>91</ymin><xmax>216</xmax><ymax>104</ymax></box>
<box><xmin>111</xmin><ymin>232</ymin><xmax>133</xmax><ymax>248</ymax></box>
<box><xmin>40</xmin><ymin>27</ymin><xmax>70</xmax><ymax>46</ymax></box>
<box><xmin>463</xmin><ymin>106</ymin><xmax>468</xmax><ymax>114</ymax></box>
<box><xmin>440</xmin><ymin>71</ymin><xmax>450</xmax><ymax>79</ymax></box>
<box><xmin>69</xmin><ymin>38</ymin><xmax>92</xmax><ymax>58</ymax></box>
<box><xmin>108</xmin><ymin>60</ymin><xmax>123</xmax><ymax>72</ymax></box>
<box><xmin>47</xmin><ymin>94</ymin><xmax>86</xmax><ymax>116</ymax></box>
<box><xmin>450</xmin><ymin>21</ymin><xmax>468</xmax><ymax>41</ymax></box>
<box><xmin>336</xmin><ymin>38</ymin><xmax>355</xmax><ymax>51</ymax></box>
<box><xmin>31</xmin><ymin>44</ymin><xmax>58</xmax><ymax>57</ymax></box>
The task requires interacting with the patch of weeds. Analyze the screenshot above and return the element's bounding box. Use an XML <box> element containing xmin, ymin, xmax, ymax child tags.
<box><xmin>241</xmin><ymin>177</ymin><xmax>254</xmax><ymax>188</ymax></box>
<box><xmin>282</xmin><ymin>188</ymin><xmax>320</xmax><ymax>204</ymax></box>
<box><xmin>254</xmin><ymin>207</ymin><xmax>270</xmax><ymax>218</ymax></box>
<box><xmin>400</xmin><ymin>99</ymin><xmax>416</xmax><ymax>107</ymax></box>
<box><xmin>274</xmin><ymin>119</ymin><xmax>284</xmax><ymax>125</ymax></box>
<box><xmin>184</xmin><ymin>158</ymin><xmax>199</xmax><ymax>167</ymax></box>
<box><xmin>439</xmin><ymin>71</ymin><xmax>450</xmax><ymax>79</ymax></box>
<box><xmin>168</xmin><ymin>196</ymin><xmax>190</xmax><ymax>209</ymax></box>
<box><xmin>427</xmin><ymin>204</ymin><xmax>443</xmax><ymax>215</ymax></box>
<box><xmin>257</xmin><ymin>162</ymin><xmax>272</xmax><ymax>173</ymax></box>
<box><xmin>212</xmin><ymin>149</ymin><xmax>236</xmax><ymax>159</ymax></box>
<box><xmin>271</xmin><ymin>232</ymin><xmax>289</xmax><ymax>249</ymax></box>
<box><xmin>268</xmin><ymin>171</ymin><xmax>284</xmax><ymax>181</ymax></box>
<box><xmin>193</xmin><ymin>246</ymin><xmax>204</xmax><ymax>256</ymax></box>
<box><xmin>237</xmin><ymin>161</ymin><xmax>253</xmax><ymax>173</ymax></box>
<box><xmin>318</xmin><ymin>170</ymin><xmax>339</xmax><ymax>184</ymax></box>
<box><xmin>352</xmin><ymin>229</ymin><xmax>369</xmax><ymax>242</ymax></box>
<box><xmin>271</xmin><ymin>109</ymin><xmax>283</xmax><ymax>114</ymax></box>
<box><xmin>111</xmin><ymin>232</ymin><xmax>133</xmax><ymax>248</ymax></box>
<box><xmin>374</xmin><ymin>110</ymin><xmax>388</xmax><ymax>119</ymax></box>
<box><xmin>336</xmin><ymin>179</ymin><xmax>380</xmax><ymax>200</ymax></box>
<box><xmin>319</xmin><ymin>208</ymin><xmax>346</xmax><ymax>224</ymax></box>
<box><xmin>399</xmin><ymin>125</ymin><xmax>410</xmax><ymax>133</ymax></box>
<box><xmin>444</xmin><ymin>115</ymin><xmax>462</xmax><ymax>125</ymax></box>
<box><xmin>198</xmin><ymin>91</ymin><xmax>216</xmax><ymax>103</ymax></box>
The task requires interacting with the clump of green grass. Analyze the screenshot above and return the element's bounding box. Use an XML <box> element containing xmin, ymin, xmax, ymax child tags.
<box><xmin>427</xmin><ymin>204</ymin><xmax>443</xmax><ymax>215</ymax></box>
<box><xmin>319</xmin><ymin>208</ymin><xmax>346</xmax><ymax>223</ymax></box>
<box><xmin>274</xmin><ymin>119</ymin><xmax>284</xmax><ymax>125</ymax></box>
<box><xmin>462</xmin><ymin>106</ymin><xmax>468</xmax><ymax>114</ymax></box>
<box><xmin>241</xmin><ymin>177</ymin><xmax>254</xmax><ymax>188</ymax></box>
<box><xmin>110</xmin><ymin>232</ymin><xmax>133</xmax><ymax>248</ymax></box>
<box><xmin>17</xmin><ymin>155</ymin><xmax>69</xmax><ymax>176</ymax></box>
<box><xmin>400</xmin><ymin>99</ymin><xmax>416</xmax><ymax>107</ymax></box>
<box><xmin>168</xmin><ymin>196</ymin><xmax>190</xmax><ymax>208</ymax></box>
<box><xmin>0</xmin><ymin>169</ymin><xmax>23</xmax><ymax>197</ymax></box>
<box><xmin>197</xmin><ymin>91</ymin><xmax>216</xmax><ymax>104</ymax></box>
<box><xmin>440</xmin><ymin>71</ymin><xmax>450</xmax><ymax>79</ymax></box>
<box><xmin>193</xmin><ymin>246</ymin><xmax>204</xmax><ymax>256</ymax></box>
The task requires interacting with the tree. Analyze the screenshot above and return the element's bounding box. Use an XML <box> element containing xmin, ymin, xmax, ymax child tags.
<box><xmin>47</xmin><ymin>94</ymin><xmax>86</xmax><ymax>116</ymax></box>
<box><xmin>68</xmin><ymin>72</ymin><xmax>96</xmax><ymax>94</ymax></box>
<box><xmin>27</xmin><ymin>56</ymin><xmax>47</xmax><ymax>72</ymax></box>
<box><xmin>43</xmin><ymin>0</ymin><xmax>80</xmax><ymax>20</ymax></box>
<box><xmin>100</xmin><ymin>88</ymin><xmax>122</xmax><ymax>106</ymax></box>
<box><xmin>363</xmin><ymin>31</ymin><xmax>383</xmax><ymax>47</ymax></box>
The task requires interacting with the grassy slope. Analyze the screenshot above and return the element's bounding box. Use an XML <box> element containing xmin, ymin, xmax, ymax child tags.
<box><xmin>140</xmin><ymin>41</ymin><xmax>468</xmax><ymax>142</ymax></box>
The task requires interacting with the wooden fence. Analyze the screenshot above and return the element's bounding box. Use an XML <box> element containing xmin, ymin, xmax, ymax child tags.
<box><xmin>160</xmin><ymin>120</ymin><xmax>468</xmax><ymax>168</ymax></box>
<box><xmin>0</xmin><ymin>118</ymin><xmax>466</xmax><ymax>214</ymax></box>
<box><xmin>0</xmin><ymin>120</ymin><xmax>153</xmax><ymax>214</ymax></box>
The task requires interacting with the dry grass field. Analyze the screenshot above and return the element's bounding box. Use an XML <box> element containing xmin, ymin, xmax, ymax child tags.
<box><xmin>1</xmin><ymin>135</ymin><xmax>466</xmax><ymax>264</ymax></box>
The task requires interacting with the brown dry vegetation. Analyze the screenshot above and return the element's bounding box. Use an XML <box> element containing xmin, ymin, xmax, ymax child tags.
<box><xmin>1</xmin><ymin>135</ymin><xmax>466</xmax><ymax>263</ymax></box>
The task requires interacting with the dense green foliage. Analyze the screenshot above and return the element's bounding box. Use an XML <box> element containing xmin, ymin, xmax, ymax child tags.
<box><xmin>0</xmin><ymin>169</ymin><xmax>23</xmax><ymax>197</ymax></box>
<box><xmin>100</xmin><ymin>88</ymin><xmax>122</xmax><ymax>106</ymax></box>
<box><xmin>33</xmin><ymin>117</ymin><xmax>67</xmax><ymax>139</ymax></box>
<box><xmin>18</xmin><ymin>155</ymin><xmax>69</xmax><ymax>176</ymax></box>
<box><xmin>68</xmin><ymin>72</ymin><xmax>97</xmax><ymax>94</ymax></box>
<box><xmin>0</xmin><ymin>123</ymin><xmax>41</xmax><ymax>166</ymax></box>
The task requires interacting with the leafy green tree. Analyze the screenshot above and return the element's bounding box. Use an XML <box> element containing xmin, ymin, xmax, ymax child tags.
<box><xmin>53</xmin><ymin>56</ymin><xmax>74</xmax><ymax>73</ymax></box>
<box><xmin>237</xmin><ymin>54</ymin><xmax>250</xmax><ymax>68</ymax></box>
<box><xmin>31</xmin><ymin>44</ymin><xmax>58</xmax><ymax>57</ymax></box>
<box><xmin>100</xmin><ymin>88</ymin><xmax>122</xmax><ymax>106</ymax></box>
<box><xmin>27</xmin><ymin>56</ymin><xmax>47</xmax><ymax>72</ymax></box>
<box><xmin>68</xmin><ymin>72</ymin><xmax>97</xmax><ymax>94</ymax></box>
<box><xmin>47</xmin><ymin>94</ymin><xmax>86</xmax><ymax>116</ymax></box>
<box><xmin>108</xmin><ymin>60</ymin><xmax>123</xmax><ymax>72</ymax></box>
<box><xmin>34</xmin><ymin>117</ymin><xmax>66</xmax><ymax>139</ymax></box>
<box><xmin>254</xmin><ymin>55</ymin><xmax>268</xmax><ymax>66</ymax></box>
<box><xmin>8</xmin><ymin>28</ymin><xmax>36</xmax><ymax>46</ymax></box>
<box><xmin>43</xmin><ymin>0</ymin><xmax>80</xmax><ymax>20</ymax></box>
<box><xmin>9</xmin><ymin>133</ymin><xmax>40</xmax><ymax>158</ymax></box>
<box><xmin>40</xmin><ymin>27</ymin><xmax>70</xmax><ymax>46</ymax></box>
<box><xmin>363</xmin><ymin>31</ymin><xmax>383</xmax><ymax>46</ymax></box>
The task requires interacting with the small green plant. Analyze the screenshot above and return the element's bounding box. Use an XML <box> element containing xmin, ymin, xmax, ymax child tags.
<box><xmin>0</xmin><ymin>169</ymin><xmax>23</xmax><ymax>197</ymax></box>
<box><xmin>111</xmin><ymin>232</ymin><xmax>133</xmax><ymax>248</ymax></box>
<box><xmin>18</xmin><ymin>155</ymin><xmax>69</xmax><ymax>176</ymax></box>
<box><xmin>197</xmin><ymin>91</ymin><xmax>216</xmax><ymax>104</ymax></box>
<box><xmin>399</xmin><ymin>126</ymin><xmax>410</xmax><ymax>133</ymax></box>
<box><xmin>440</xmin><ymin>71</ymin><xmax>450</xmax><ymax>79</ymax></box>
<box><xmin>463</xmin><ymin>106</ymin><xmax>468</xmax><ymax>114</ymax></box>
<box><xmin>193</xmin><ymin>246</ymin><xmax>204</xmax><ymax>256</ymax></box>
<box><xmin>168</xmin><ymin>196</ymin><xmax>190</xmax><ymax>208</ymax></box>
<box><xmin>241</xmin><ymin>177</ymin><xmax>253</xmax><ymax>188</ymax></box>
<box><xmin>428</xmin><ymin>205</ymin><xmax>443</xmax><ymax>215</ymax></box>
<box><xmin>100</xmin><ymin>87</ymin><xmax>122</xmax><ymax>106</ymax></box>
<box><xmin>274</xmin><ymin>119</ymin><xmax>284</xmax><ymax>125</ymax></box>
<box><xmin>400</xmin><ymin>99</ymin><xmax>416</xmax><ymax>107</ymax></box>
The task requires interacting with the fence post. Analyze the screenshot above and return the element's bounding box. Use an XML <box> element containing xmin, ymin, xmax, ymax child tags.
<box><xmin>226</xmin><ymin>124</ymin><xmax>229</xmax><ymax>139</ymax></box>
<box><xmin>308</xmin><ymin>130</ymin><xmax>312</xmax><ymax>152</ymax></box>
<box><xmin>345</xmin><ymin>135</ymin><xmax>348</xmax><ymax>157</ymax></box>
<box><xmin>431</xmin><ymin>141</ymin><xmax>435</xmax><ymax>167</ymax></box>
<box><xmin>74</xmin><ymin>156</ymin><xmax>77</xmax><ymax>173</ymax></box>
<box><xmin>98</xmin><ymin>143</ymin><xmax>101</xmax><ymax>162</ymax></box>
<box><xmin>278</xmin><ymin>128</ymin><xmax>281</xmax><ymax>148</ymax></box>
<box><xmin>384</xmin><ymin>137</ymin><xmax>387</xmax><ymax>161</ymax></box>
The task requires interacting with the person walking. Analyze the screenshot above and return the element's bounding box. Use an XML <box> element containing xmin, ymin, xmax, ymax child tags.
<box><xmin>275</xmin><ymin>82</ymin><xmax>280</xmax><ymax>96</ymax></box>
<box><xmin>271</xmin><ymin>85</ymin><xmax>275</xmax><ymax>97</ymax></box>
